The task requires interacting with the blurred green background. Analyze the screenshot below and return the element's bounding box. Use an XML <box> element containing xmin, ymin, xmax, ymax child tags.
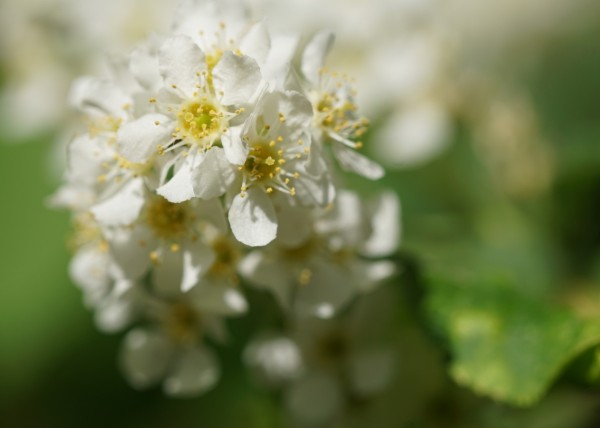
<box><xmin>2</xmin><ymin>5</ymin><xmax>600</xmax><ymax>428</ymax></box>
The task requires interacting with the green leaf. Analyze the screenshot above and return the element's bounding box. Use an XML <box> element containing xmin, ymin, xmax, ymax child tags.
<box><xmin>425</xmin><ymin>277</ymin><xmax>600</xmax><ymax>406</ymax></box>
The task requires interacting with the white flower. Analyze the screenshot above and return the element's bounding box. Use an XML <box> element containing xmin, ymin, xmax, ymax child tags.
<box><xmin>93</xmin><ymin>183</ymin><xmax>220</xmax><ymax>287</ymax></box>
<box><xmin>121</xmin><ymin>34</ymin><xmax>264</xmax><ymax>202</ymax></box>
<box><xmin>240</xmin><ymin>190</ymin><xmax>400</xmax><ymax>317</ymax></box>
<box><xmin>243</xmin><ymin>333</ymin><xmax>304</xmax><ymax>387</ymax></box>
<box><xmin>52</xmin><ymin>0</ymin><xmax>398</xmax><ymax>399</ymax></box>
<box><xmin>119</xmin><ymin>296</ymin><xmax>225</xmax><ymax>397</ymax></box>
<box><xmin>121</xmin><ymin>327</ymin><xmax>221</xmax><ymax>397</ymax></box>
<box><xmin>373</xmin><ymin>101</ymin><xmax>453</xmax><ymax>168</ymax></box>
<box><xmin>245</xmin><ymin>286</ymin><xmax>400</xmax><ymax>426</ymax></box>
<box><xmin>300</xmin><ymin>32</ymin><xmax>385</xmax><ymax>180</ymax></box>
<box><xmin>226</xmin><ymin>90</ymin><xmax>334</xmax><ymax>246</ymax></box>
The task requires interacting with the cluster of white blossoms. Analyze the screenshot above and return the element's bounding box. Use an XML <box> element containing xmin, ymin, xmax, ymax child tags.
<box><xmin>52</xmin><ymin>0</ymin><xmax>400</xmax><ymax>399</ymax></box>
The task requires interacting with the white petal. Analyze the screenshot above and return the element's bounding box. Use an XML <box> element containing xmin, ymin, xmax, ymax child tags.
<box><xmin>373</xmin><ymin>103</ymin><xmax>452</xmax><ymax>168</ymax></box>
<box><xmin>294</xmin><ymin>262</ymin><xmax>356</xmax><ymax>319</ymax></box>
<box><xmin>164</xmin><ymin>346</ymin><xmax>220</xmax><ymax>397</ymax></box>
<box><xmin>244</xmin><ymin>335</ymin><xmax>303</xmax><ymax>386</ymax></box>
<box><xmin>181</xmin><ymin>240</ymin><xmax>215</xmax><ymax>292</ymax></box>
<box><xmin>69</xmin><ymin>246</ymin><xmax>111</xmax><ymax>302</ymax></box>
<box><xmin>262</xmin><ymin>34</ymin><xmax>299</xmax><ymax>89</ymax></box>
<box><xmin>191</xmin><ymin>148</ymin><xmax>236</xmax><ymax>199</ymax></box>
<box><xmin>192</xmin><ymin>198</ymin><xmax>228</xmax><ymax>234</ymax></box>
<box><xmin>120</xmin><ymin>329</ymin><xmax>173</xmax><ymax>389</ymax></box>
<box><xmin>91</xmin><ymin>178</ymin><xmax>146</xmax><ymax>227</ymax></box>
<box><xmin>118</xmin><ymin>114</ymin><xmax>173</xmax><ymax>164</ymax></box>
<box><xmin>239</xmin><ymin>251</ymin><xmax>292</xmax><ymax>309</ymax></box>
<box><xmin>286</xmin><ymin>372</ymin><xmax>342</xmax><ymax>427</ymax></box>
<box><xmin>130</xmin><ymin>44</ymin><xmax>162</xmax><ymax>92</ymax></box>
<box><xmin>240</xmin><ymin>21</ymin><xmax>271</xmax><ymax>66</ymax></box>
<box><xmin>362</xmin><ymin>191</ymin><xmax>401</xmax><ymax>257</ymax></box>
<box><xmin>191</xmin><ymin>280</ymin><xmax>248</xmax><ymax>315</ymax></box>
<box><xmin>67</xmin><ymin>134</ymin><xmax>111</xmax><ymax>186</ymax></box>
<box><xmin>301</xmin><ymin>31</ymin><xmax>334</xmax><ymax>84</ymax></box>
<box><xmin>315</xmin><ymin>190</ymin><xmax>365</xmax><ymax>242</ymax></box>
<box><xmin>228</xmin><ymin>188</ymin><xmax>278</xmax><ymax>247</ymax></box>
<box><xmin>152</xmin><ymin>244</ymin><xmax>184</xmax><ymax>297</ymax></box>
<box><xmin>173</xmin><ymin>0</ymin><xmax>247</xmax><ymax>49</ymax></box>
<box><xmin>294</xmin><ymin>148</ymin><xmax>335</xmax><ymax>207</ymax></box>
<box><xmin>213</xmin><ymin>51</ymin><xmax>262</xmax><ymax>106</ymax></box>
<box><xmin>159</xmin><ymin>35</ymin><xmax>205</xmax><ymax>96</ymax></box>
<box><xmin>275</xmin><ymin>91</ymin><xmax>313</xmax><ymax>139</ymax></box>
<box><xmin>105</xmin><ymin>225</ymin><xmax>154</xmax><ymax>280</ymax></box>
<box><xmin>221</xmin><ymin>125</ymin><xmax>248</xmax><ymax>165</ymax></box>
<box><xmin>95</xmin><ymin>295</ymin><xmax>134</xmax><ymax>333</ymax></box>
<box><xmin>353</xmin><ymin>260</ymin><xmax>396</xmax><ymax>293</ymax></box>
<box><xmin>332</xmin><ymin>144</ymin><xmax>384</xmax><ymax>180</ymax></box>
<box><xmin>157</xmin><ymin>155</ymin><xmax>197</xmax><ymax>203</ymax></box>
<box><xmin>274</xmin><ymin>198</ymin><xmax>312</xmax><ymax>248</ymax></box>
<box><xmin>69</xmin><ymin>76</ymin><xmax>130</xmax><ymax>118</ymax></box>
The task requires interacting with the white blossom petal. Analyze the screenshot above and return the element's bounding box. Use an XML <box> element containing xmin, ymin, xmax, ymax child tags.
<box><xmin>69</xmin><ymin>76</ymin><xmax>131</xmax><ymax>118</ymax></box>
<box><xmin>244</xmin><ymin>335</ymin><xmax>303</xmax><ymax>386</ymax></box>
<box><xmin>294</xmin><ymin>148</ymin><xmax>335</xmax><ymax>206</ymax></box>
<box><xmin>332</xmin><ymin>144</ymin><xmax>384</xmax><ymax>180</ymax></box>
<box><xmin>192</xmin><ymin>280</ymin><xmax>248</xmax><ymax>315</ymax></box>
<box><xmin>67</xmin><ymin>134</ymin><xmax>111</xmax><ymax>186</ymax></box>
<box><xmin>157</xmin><ymin>155</ymin><xmax>197</xmax><ymax>203</ymax></box>
<box><xmin>105</xmin><ymin>225</ymin><xmax>154</xmax><ymax>280</ymax></box>
<box><xmin>118</xmin><ymin>114</ymin><xmax>173</xmax><ymax>164</ymax></box>
<box><xmin>275</xmin><ymin>199</ymin><xmax>312</xmax><ymax>248</ymax></box>
<box><xmin>181</xmin><ymin>239</ymin><xmax>215</xmax><ymax>292</ymax></box>
<box><xmin>153</xmin><ymin>244</ymin><xmax>184</xmax><ymax>296</ymax></box>
<box><xmin>301</xmin><ymin>30</ymin><xmax>334</xmax><ymax>85</ymax></box>
<box><xmin>213</xmin><ymin>51</ymin><xmax>262</xmax><ymax>106</ymax></box>
<box><xmin>193</xmin><ymin>198</ymin><xmax>229</xmax><ymax>235</ymax></box>
<box><xmin>239</xmin><ymin>251</ymin><xmax>292</xmax><ymax>308</ymax></box>
<box><xmin>159</xmin><ymin>35</ymin><xmax>205</xmax><ymax>96</ymax></box>
<box><xmin>221</xmin><ymin>125</ymin><xmax>248</xmax><ymax>165</ymax></box>
<box><xmin>191</xmin><ymin>148</ymin><xmax>236</xmax><ymax>199</ymax></box>
<box><xmin>353</xmin><ymin>260</ymin><xmax>396</xmax><ymax>293</ymax></box>
<box><xmin>91</xmin><ymin>178</ymin><xmax>146</xmax><ymax>227</ymax></box>
<box><xmin>69</xmin><ymin>245</ymin><xmax>111</xmax><ymax>303</ymax></box>
<box><xmin>373</xmin><ymin>103</ymin><xmax>452</xmax><ymax>168</ymax></box>
<box><xmin>362</xmin><ymin>191</ymin><xmax>401</xmax><ymax>257</ymax></box>
<box><xmin>262</xmin><ymin>34</ymin><xmax>299</xmax><ymax>89</ymax></box>
<box><xmin>228</xmin><ymin>187</ymin><xmax>278</xmax><ymax>247</ymax></box>
<box><xmin>164</xmin><ymin>346</ymin><xmax>220</xmax><ymax>397</ymax></box>
<box><xmin>239</xmin><ymin>21</ymin><xmax>271</xmax><ymax>66</ymax></box>
<box><xmin>294</xmin><ymin>262</ymin><xmax>356</xmax><ymax>319</ymax></box>
<box><xmin>120</xmin><ymin>329</ymin><xmax>173</xmax><ymax>389</ymax></box>
<box><xmin>130</xmin><ymin>43</ymin><xmax>163</xmax><ymax>92</ymax></box>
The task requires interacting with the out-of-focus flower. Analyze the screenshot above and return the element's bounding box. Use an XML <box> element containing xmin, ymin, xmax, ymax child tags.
<box><xmin>245</xmin><ymin>286</ymin><xmax>401</xmax><ymax>427</ymax></box>
<box><xmin>240</xmin><ymin>191</ymin><xmax>400</xmax><ymax>318</ymax></box>
<box><xmin>0</xmin><ymin>0</ymin><xmax>175</xmax><ymax>141</ymax></box>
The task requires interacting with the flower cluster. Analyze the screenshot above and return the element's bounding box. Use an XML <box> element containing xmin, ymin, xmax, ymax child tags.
<box><xmin>53</xmin><ymin>0</ymin><xmax>400</xmax><ymax>399</ymax></box>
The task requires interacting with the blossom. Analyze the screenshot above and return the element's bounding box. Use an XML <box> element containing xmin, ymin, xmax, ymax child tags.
<box><xmin>300</xmin><ymin>32</ymin><xmax>385</xmax><ymax>180</ymax></box>
<box><xmin>240</xmin><ymin>191</ymin><xmax>400</xmax><ymax>318</ymax></box>
<box><xmin>118</xmin><ymin>286</ymin><xmax>227</xmax><ymax>397</ymax></box>
<box><xmin>244</xmin><ymin>286</ymin><xmax>400</xmax><ymax>426</ymax></box>
<box><xmin>53</xmin><ymin>0</ymin><xmax>401</xmax><ymax>399</ymax></box>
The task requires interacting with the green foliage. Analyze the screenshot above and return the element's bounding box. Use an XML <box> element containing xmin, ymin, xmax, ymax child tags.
<box><xmin>425</xmin><ymin>277</ymin><xmax>600</xmax><ymax>406</ymax></box>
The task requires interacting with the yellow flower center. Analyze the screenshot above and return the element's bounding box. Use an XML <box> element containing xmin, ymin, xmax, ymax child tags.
<box><xmin>208</xmin><ymin>236</ymin><xmax>240</xmax><ymax>281</ymax></box>
<box><xmin>146</xmin><ymin>197</ymin><xmax>190</xmax><ymax>239</ymax></box>
<box><xmin>165</xmin><ymin>302</ymin><xmax>200</xmax><ymax>344</ymax></box>
<box><xmin>244</xmin><ymin>141</ymin><xmax>284</xmax><ymax>182</ymax></box>
<box><xmin>177</xmin><ymin>99</ymin><xmax>224</xmax><ymax>145</ymax></box>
